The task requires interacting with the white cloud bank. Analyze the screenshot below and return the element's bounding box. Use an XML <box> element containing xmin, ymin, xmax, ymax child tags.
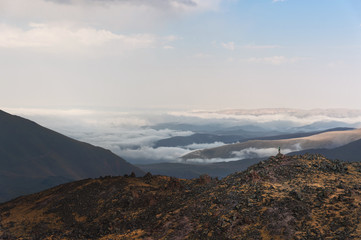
<box><xmin>118</xmin><ymin>146</ymin><xmax>191</xmax><ymax>162</ymax></box>
<box><xmin>185</xmin><ymin>142</ymin><xmax>225</xmax><ymax>150</ymax></box>
<box><xmin>5</xmin><ymin>108</ymin><xmax>361</xmax><ymax>164</ymax></box>
<box><xmin>232</xmin><ymin>145</ymin><xmax>302</xmax><ymax>160</ymax></box>
<box><xmin>169</xmin><ymin>108</ymin><xmax>361</xmax><ymax>126</ymax></box>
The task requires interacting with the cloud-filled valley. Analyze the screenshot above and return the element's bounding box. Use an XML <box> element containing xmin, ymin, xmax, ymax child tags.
<box><xmin>4</xmin><ymin>108</ymin><xmax>361</xmax><ymax>165</ymax></box>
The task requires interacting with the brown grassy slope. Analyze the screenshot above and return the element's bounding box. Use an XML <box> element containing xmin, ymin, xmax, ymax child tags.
<box><xmin>1</xmin><ymin>154</ymin><xmax>361</xmax><ymax>240</ymax></box>
<box><xmin>182</xmin><ymin>128</ymin><xmax>361</xmax><ymax>159</ymax></box>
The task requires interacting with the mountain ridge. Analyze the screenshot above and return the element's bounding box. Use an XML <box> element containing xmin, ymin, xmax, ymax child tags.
<box><xmin>0</xmin><ymin>109</ymin><xmax>144</xmax><ymax>202</ymax></box>
<box><xmin>288</xmin><ymin>138</ymin><xmax>361</xmax><ymax>162</ymax></box>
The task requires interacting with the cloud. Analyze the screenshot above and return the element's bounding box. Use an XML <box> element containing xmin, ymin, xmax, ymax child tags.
<box><xmin>0</xmin><ymin>23</ymin><xmax>163</xmax><ymax>52</ymax></box>
<box><xmin>221</xmin><ymin>41</ymin><xmax>235</xmax><ymax>50</ymax></box>
<box><xmin>0</xmin><ymin>0</ymin><xmax>225</xmax><ymax>41</ymax></box>
<box><xmin>34</xmin><ymin>0</ymin><xmax>223</xmax><ymax>13</ymax></box>
<box><xmin>184</xmin><ymin>157</ymin><xmax>241</xmax><ymax>163</ymax></box>
<box><xmin>163</xmin><ymin>45</ymin><xmax>175</xmax><ymax>49</ymax></box>
<box><xmin>272</xmin><ymin>0</ymin><xmax>286</xmax><ymax>2</ymax></box>
<box><xmin>243</xmin><ymin>44</ymin><xmax>280</xmax><ymax>49</ymax></box>
<box><xmin>46</xmin><ymin>0</ymin><xmax>198</xmax><ymax>8</ymax></box>
<box><xmin>327</xmin><ymin>61</ymin><xmax>346</xmax><ymax>68</ymax></box>
<box><xmin>192</xmin><ymin>53</ymin><xmax>213</xmax><ymax>58</ymax></box>
<box><xmin>247</xmin><ymin>56</ymin><xmax>300</xmax><ymax>65</ymax></box>
<box><xmin>231</xmin><ymin>145</ymin><xmax>302</xmax><ymax>160</ymax></box>
<box><xmin>168</xmin><ymin>108</ymin><xmax>361</xmax><ymax>126</ymax></box>
<box><xmin>117</xmin><ymin>146</ymin><xmax>191</xmax><ymax>162</ymax></box>
<box><xmin>185</xmin><ymin>142</ymin><xmax>225</xmax><ymax>150</ymax></box>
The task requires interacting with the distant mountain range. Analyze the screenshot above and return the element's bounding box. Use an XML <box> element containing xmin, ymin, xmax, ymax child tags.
<box><xmin>0</xmin><ymin>110</ymin><xmax>143</xmax><ymax>202</ymax></box>
<box><xmin>154</xmin><ymin>127</ymin><xmax>353</xmax><ymax>148</ymax></box>
<box><xmin>153</xmin><ymin>133</ymin><xmax>244</xmax><ymax>148</ymax></box>
<box><xmin>142</xmin><ymin>128</ymin><xmax>355</xmax><ymax>179</ymax></box>
<box><xmin>182</xmin><ymin>128</ymin><xmax>361</xmax><ymax>161</ymax></box>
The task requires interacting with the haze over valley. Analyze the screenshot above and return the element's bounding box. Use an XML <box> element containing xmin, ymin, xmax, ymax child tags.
<box><xmin>5</xmin><ymin>108</ymin><xmax>361</xmax><ymax>165</ymax></box>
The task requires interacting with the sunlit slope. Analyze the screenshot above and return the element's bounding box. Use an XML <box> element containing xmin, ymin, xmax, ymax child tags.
<box><xmin>290</xmin><ymin>138</ymin><xmax>361</xmax><ymax>162</ymax></box>
<box><xmin>182</xmin><ymin>128</ymin><xmax>361</xmax><ymax>160</ymax></box>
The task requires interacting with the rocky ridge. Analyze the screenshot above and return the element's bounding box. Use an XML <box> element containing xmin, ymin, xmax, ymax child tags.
<box><xmin>1</xmin><ymin>154</ymin><xmax>361</xmax><ymax>239</ymax></box>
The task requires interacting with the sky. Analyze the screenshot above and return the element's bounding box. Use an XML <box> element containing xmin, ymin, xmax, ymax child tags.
<box><xmin>1</xmin><ymin>0</ymin><xmax>361</xmax><ymax>110</ymax></box>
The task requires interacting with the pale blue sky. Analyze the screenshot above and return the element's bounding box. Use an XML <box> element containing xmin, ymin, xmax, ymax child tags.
<box><xmin>1</xmin><ymin>0</ymin><xmax>361</xmax><ymax>110</ymax></box>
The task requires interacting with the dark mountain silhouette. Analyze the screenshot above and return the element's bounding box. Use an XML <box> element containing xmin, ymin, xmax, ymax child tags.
<box><xmin>0</xmin><ymin>110</ymin><xmax>144</xmax><ymax>202</ymax></box>
<box><xmin>1</xmin><ymin>154</ymin><xmax>360</xmax><ymax>239</ymax></box>
<box><xmin>151</xmin><ymin>122</ymin><xmax>224</xmax><ymax>132</ymax></box>
<box><xmin>289</xmin><ymin>138</ymin><xmax>361</xmax><ymax>162</ymax></box>
<box><xmin>153</xmin><ymin>133</ymin><xmax>244</xmax><ymax>148</ymax></box>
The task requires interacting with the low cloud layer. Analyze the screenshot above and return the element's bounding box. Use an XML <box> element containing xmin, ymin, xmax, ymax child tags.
<box><xmin>185</xmin><ymin>142</ymin><xmax>225</xmax><ymax>150</ymax></box>
<box><xmin>184</xmin><ymin>157</ymin><xmax>241</xmax><ymax>163</ymax></box>
<box><xmin>232</xmin><ymin>145</ymin><xmax>302</xmax><ymax>160</ymax></box>
<box><xmin>170</xmin><ymin>108</ymin><xmax>361</xmax><ymax>127</ymax></box>
<box><xmin>117</xmin><ymin>146</ymin><xmax>191</xmax><ymax>162</ymax></box>
<box><xmin>5</xmin><ymin>108</ymin><xmax>361</xmax><ymax>164</ymax></box>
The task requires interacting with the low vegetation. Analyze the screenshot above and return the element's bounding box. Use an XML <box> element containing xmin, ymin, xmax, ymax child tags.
<box><xmin>1</xmin><ymin>154</ymin><xmax>361</xmax><ymax>239</ymax></box>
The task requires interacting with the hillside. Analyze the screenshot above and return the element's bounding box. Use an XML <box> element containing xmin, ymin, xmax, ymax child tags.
<box><xmin>0</xmin><ymin>110</ymin><xmax>144</xmax><ymax>202</ymax></box>
<box><xmin>1</xmin><ymin>154</ymin><xmax>361</xmax><ymax>239</ymax></box>
<box><xmin>289</xmin><ymin>138</ymin><xmax>361</xmax><ymax>162</ymax></box>
<box><xmin>154</xmin><ymin>127</ymin><xmax>353</xmax><ymax>149</ymax></box>
<box><xmin>182</xmin><ymin>128</ymin><xmax>361</xmax><ymax>160</ymax></box>
<box><xmin>137</xmin><ymin>157</ymin><xmax>264</xmax><ymax>179</ymax></box>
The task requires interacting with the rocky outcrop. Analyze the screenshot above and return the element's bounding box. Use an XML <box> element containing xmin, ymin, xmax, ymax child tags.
<box><xmin>1</xmin><ymin>154</ymin><xmax>361</xmax><ymax>239</ymax></box>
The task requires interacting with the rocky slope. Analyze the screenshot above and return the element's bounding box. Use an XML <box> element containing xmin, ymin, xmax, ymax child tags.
<box><xmin>0</xmin><ymin>110</ymin><xmax>144</xmax><ymax>202</ymax></box>
<box><xmin>1</xmin><ymin>154</ymin><xmax>361</xmax><ymax>239</ymax></box>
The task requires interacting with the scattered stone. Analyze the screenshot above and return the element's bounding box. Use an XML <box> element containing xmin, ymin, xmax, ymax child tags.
<box><xmin>1</xmin><ymin>154</ymin><xmax>361</xmax><ymax>239</ymax></box>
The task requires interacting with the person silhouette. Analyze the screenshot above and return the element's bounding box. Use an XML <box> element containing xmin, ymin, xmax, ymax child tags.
<box><xmin>278</xmin><ymin>146</ymin><xmax>281</xmax><ymax>154</ymax></box>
